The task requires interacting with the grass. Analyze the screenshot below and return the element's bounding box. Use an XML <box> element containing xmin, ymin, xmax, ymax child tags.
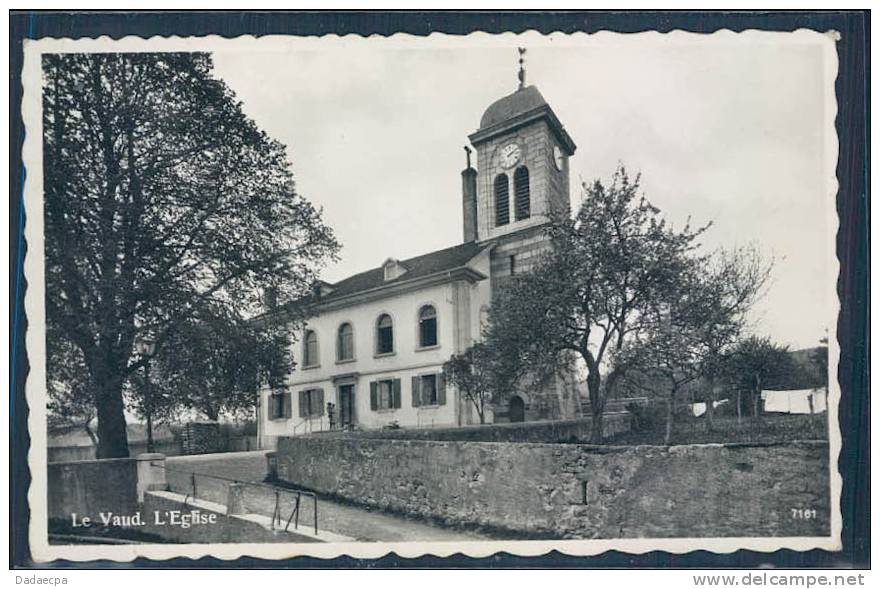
<box><xmin>606</xmin><ymin>412</ymin><xmax>829</xmax><ymax>446</ymax></box>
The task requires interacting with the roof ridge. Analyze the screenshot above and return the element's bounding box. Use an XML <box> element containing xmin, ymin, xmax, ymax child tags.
<box><xmin>330</xmin><ymin>241</ymin><xmax>480</xmax><ymax>288</ymax></box>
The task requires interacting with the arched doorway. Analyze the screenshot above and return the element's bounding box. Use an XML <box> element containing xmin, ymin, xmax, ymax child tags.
<box><xmin>509</xmin><ymin>396</ymin><xmax>525</xmax><ymax>423</ymax></box>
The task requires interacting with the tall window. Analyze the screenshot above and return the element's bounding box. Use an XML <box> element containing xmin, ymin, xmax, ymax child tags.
<box><xmin>303</xmin><ymin>330</ymin><xmax>318</xmax><ymax>367</ymax></box>
<box><xmin>376</xmin><ymin>314</ymin><xmax>394</xmax><ymax>354</ymax></box>
<box><xmin>514</xmin><ymin>166</ymin><xmax>530</xmax><ymax>221</ymax></box>
<box><xmin>411</xmin><ymin>373</ymin><xmax>447</xmax><ymax>407</ymax></box>
<box><xmin>269</xmin><ymin>392</ymin><xmax>289</xmax><ymax>420</ymax></box>
<box><xmin>370</xmin><ymin>378</ymin><xmax>401</xmax><ymax>411</ymax></box>
<box><xmin>494</xmin><ymin>174</ymin><xmax>509</xmax><ymax>226</ymax></box>
<box><xmin>418</xmin><ymin>305</ymin><xmax>438</xmax><ymax>348</ymax></box>
<box><xmin>337</xmin><ymin>322</ymin><xmax>354</xmax><ymax>361</ymax></box>
<box><xmin>298</xmin><ymin>388</ymin><xmax>324</xmax><ymax>417</ymax></box>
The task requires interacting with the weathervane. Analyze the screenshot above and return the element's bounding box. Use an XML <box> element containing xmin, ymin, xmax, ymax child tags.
<box><xmin>517</xmin><ymin>47</ymin><xmax>527</xmax><ymax>89</ymax></box>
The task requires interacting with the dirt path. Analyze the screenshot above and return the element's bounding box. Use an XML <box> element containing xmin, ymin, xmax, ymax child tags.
<box><xmin>165</xmin><ymin>451</ymin><xmax>492</xmax><ymax>542</ymax></box>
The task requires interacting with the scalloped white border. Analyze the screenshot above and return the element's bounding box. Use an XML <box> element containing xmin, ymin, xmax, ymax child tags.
<box><xmin>22</xmin><ymin>29</ymin><xmax>843</xmax><ymax>563</ymax></box>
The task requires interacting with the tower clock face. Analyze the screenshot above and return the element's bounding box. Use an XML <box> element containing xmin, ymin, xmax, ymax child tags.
<box><xmin>553</xmin><ymin>145</ymin><xmax>565</xmax><ymax>171</ymax></box>
<box><xmin>499</xmin><ymin>143</ymin><xmax>521</xmax><ymax>169</ymax></box>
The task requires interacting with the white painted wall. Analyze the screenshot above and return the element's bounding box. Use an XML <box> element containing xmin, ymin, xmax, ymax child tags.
<box><xmin>259</xmin><ymin>252</ymin><xmax>493</xmax><ymax>446</ymax></box>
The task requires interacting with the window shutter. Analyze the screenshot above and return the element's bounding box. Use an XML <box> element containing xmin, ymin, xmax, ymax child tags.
<box><xmin>283</xmin><ymin>392</ymin><xmax>292</xmax><ymax>418</ymax></box>
<box><xmin>437</xmin><ymin>373</ymin><xmax>447</xmax><ymax>405</ymax></box>
<box><xmin>392</xmin><ymin>379</ymin><xmax>402</xmax><ymax>409</ymax></box>
<box><xmin>411</xmin><ymin>376</ymin><xmax>421</xmax><ymax>407</ymax></box>
<box><xmin>298</xmin><ymin>391</ymin><xmax>307</xmax><ymax>417</ymax></box>
<box><xmin>315</xmin><ymin>388</ymin><xmax>325</xmax><ymax>416</ymax></box>
<box><xmin>370</xmin><ymin>381</ymin><xmax>378</xmax><ymax>411</ymax></box>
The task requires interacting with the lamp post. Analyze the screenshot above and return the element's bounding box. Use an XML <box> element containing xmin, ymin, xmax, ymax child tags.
<box><xmin>135</xmin><ymin>337</ymin><xmax>157</xmax><ymax>453</ymax></box>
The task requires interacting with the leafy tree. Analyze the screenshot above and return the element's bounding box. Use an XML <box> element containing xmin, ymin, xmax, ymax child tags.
<box><xmin>128</xmin><ymin>311</ymin><xmax>293</xmax><ymax>423</ymax></box>
<box><xmin>443</xmin><ymin>343</ymin><xmax>520</xmax><ymax>425</ymax></box>
<box><xmin>47</xmin><ymin>325</ymin><xmax>98</xmax><ymax>445</ymax></box>
<box><xmin>721</xmin><ymin>336</ymin><xmax>795</xmax><ymax>419</ymax></box>
<box><xmin>485</xmin><ymin>166</ymin><xmax>709</xmax><ymax>442</ymax></box>
<box><xmin>43</xmin><ymin>53</ymin><xmax>339</xmax><ymax>457</ymax></box>
<box><xmin>622</xmin><ymin>246</ymin><xmax>770</xmax><ymax>443</ymax></box>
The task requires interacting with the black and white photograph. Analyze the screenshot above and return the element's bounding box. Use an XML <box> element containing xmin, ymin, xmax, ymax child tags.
<box><xmin>17</xmin><ymin>24</ymin><xmax>850</xmax><ymax>564</ymax></box>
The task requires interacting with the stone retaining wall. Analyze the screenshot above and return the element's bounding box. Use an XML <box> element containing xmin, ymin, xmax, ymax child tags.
<box><xmin>274</xmin><ymin>437</ymin><xmax>830</xmax><ymax>539</ymax></box>
<box><xmin>48</xmin><ymin>457</ymin><xmax>141</xmax><ymax>522</ymax></box>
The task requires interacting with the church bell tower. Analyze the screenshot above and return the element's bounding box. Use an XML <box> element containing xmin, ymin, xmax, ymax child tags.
<box><xmin>464</xmin><ymin>50</ymin><xmax>577</xmax><ymax>283</ymax></box>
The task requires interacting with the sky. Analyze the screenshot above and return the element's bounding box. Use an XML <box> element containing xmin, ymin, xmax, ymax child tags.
<box><xmin>211</xmin><ymin>35</ymin><xmax>835</xmax><ymax>350</ymax></box>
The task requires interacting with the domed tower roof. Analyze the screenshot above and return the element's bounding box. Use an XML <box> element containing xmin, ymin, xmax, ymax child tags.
<box><xmin>479</xmin><ymin>85</ymin><xmax>548</xmax><ymax>130</ymax></box>
<box><xmin>469</xmin><ymin>84</ymin><xmax>576</xmax><ymax>155</ymax></box>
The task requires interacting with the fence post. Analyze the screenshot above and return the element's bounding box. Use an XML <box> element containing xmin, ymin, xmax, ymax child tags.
<box><xmin>135</xmin><ymin>453</ymin><xmax>168</xmax><ymax>502</ymax></box>
<box><xmin>226</xmin><ymin>483</ymin><xmax>247</xmax><ymax>515</ymax></box>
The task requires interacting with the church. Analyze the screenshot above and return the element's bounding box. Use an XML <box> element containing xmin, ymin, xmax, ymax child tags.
<box><xmin>258</xmin><ymin>67</ymin><xmax>580</xmax><ymax>447</ymax></box>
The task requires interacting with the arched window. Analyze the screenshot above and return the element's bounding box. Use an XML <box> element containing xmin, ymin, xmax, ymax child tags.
<box><xmin>337</xmin><ymin>323</ymin><xmax>354</xmax><ymax>361</ymax></box>
<box><xmin>376</xmin><ymin>314</ymin><xmax>394</xmax><ymax>355</ymax></box>
<box><xmin>494</xmin><ymin>174</ymin><xmax>509</xmax><ymax>227</ymax></box>
<box><xmin>418</xmin><ymin>305</ymin><xmax>438</xmax><ymax>348</ymax></box>
<box><xmin>303</xmin><ymin>330</ymin><xmax>319</xmax><ymax>367</ymax></box>
<box><xmin>514</xmin><ymin>166</ymin><xmax>530</xmax><ymax>221</ymax></box>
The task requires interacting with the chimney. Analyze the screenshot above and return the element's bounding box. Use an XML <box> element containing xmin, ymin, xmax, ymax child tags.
<box><xmin>462</xmin><ymin>146</ymin><xmax>478</xmax><ymax>242</ymax></box>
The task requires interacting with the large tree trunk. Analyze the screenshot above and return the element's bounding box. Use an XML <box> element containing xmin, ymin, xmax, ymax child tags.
<box><xmin>91</xmin><ymin>355</ymin><xmax>130</xmax><ymax>458</ymax></box>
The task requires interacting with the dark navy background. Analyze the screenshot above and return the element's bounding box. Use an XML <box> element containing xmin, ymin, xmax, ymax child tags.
<box><xmin>9</xmin><ymin>10</ymin><xmax>869</xmax><ymax>569</ymax></box>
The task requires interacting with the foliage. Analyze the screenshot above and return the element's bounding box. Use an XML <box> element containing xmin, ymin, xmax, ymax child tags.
<box><xmin>443</xmin><ymin>342</ymin><xmax>519</xmax><ymax>425</ymax></box>
<box><xmin>126</xmin><ymin>310</ymin><xmax>294</xmax><ymax>423</ymax></box>
<box><xmin>43</xmin><ymin>52</ymin><xmax>339</xmax><ymax>457</ymax></box>
<box><xmin>47</xmin><ymin>323</ymin><xmax>98</xmax><ymax>445</ymax></box>
<box><xmin>485</xmin><ymin>165</ymin><xmax>713</xmax><ymax>442</ymax></box>
<box><xmin>621</xmin><ymin>245</ymin><xmax>772</xmax><ymax>443</ymax></box>
<box><xmin>810</xmin><ymin>335</ymin><xmax>830</xmax><ymax>387</ymax></box>
<box><xmin>720</xmin><ymin>335</ymin><xmax>797</xmax><ymax>417</ymax></box>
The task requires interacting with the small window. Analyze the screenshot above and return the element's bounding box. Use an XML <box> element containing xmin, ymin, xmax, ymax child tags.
<box><xmin>303</xmin><ymin>330</ymin><xmax>319</xmax><ymax>367</ymax></box>
<box><xmin>376</xmin><ymin>314</ymin><xmax>394</xmax><ymax>354</ymax></box>
<box><xmin>421</xmin><ymin>374</ymin><xmax>438</xmax><ymax>405</ymax></box>
<box><xmin>379</xmin><ymin>380</ymin><xmax>394</xmax><ymax>409</ymax></box>
<box><xmin>514</xmin><ymin>166</ymin><xmax>530</xmax><ymax>221</ymax></box>
<box><xmin>270</xmin><ymin>392</ymin><xmax>286</xmax><ymax>419</ymax></box>
<box><xmin>494</xmin><ymin>174</ymin><xmax>510</xmax><ymax>227</ymax></box>
<box><xmin>298</xmin><ymin>388</ymin><xmax>324</xmax><ymax>417</ymax></box>
<box><xmin>411</xmin><ymin>373</ymin><xmax>447</xmax><ymax>407</ymax></box>
<box><xmin>370</xmin><ymin>378</ymin><xmax>401</xmax><ymax>411</ymax></box>
<box><xmin>337</xmin><ymin>322</ymin><xmax>354</xmax><ymax>361</ymax></box>
<box><xmin>418</xmin><ymin>305</ymin><xmax>438</xmax><ymax>348</ymax></box>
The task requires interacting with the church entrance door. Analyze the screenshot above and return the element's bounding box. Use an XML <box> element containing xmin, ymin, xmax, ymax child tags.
<box><xmin>339</xmin><ymin>384</ymin><xmax>355</xmax><ymax>429</ymax></box>
<box><xmin>509</xmin><ymin>396</ymin><xmax>525</xmax><ymax>422</ymax></box>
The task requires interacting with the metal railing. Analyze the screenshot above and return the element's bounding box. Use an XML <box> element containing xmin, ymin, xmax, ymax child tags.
<box><xmin>151</xmin><ymin>462</ymin><xmax>319</xmax><ymax>536</ymax></box>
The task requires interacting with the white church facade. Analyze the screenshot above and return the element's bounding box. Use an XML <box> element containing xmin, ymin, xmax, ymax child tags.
<box><xmin>257</xmin><ymin>77</ymin><xmax>578</xmax><ymax>448</ymax></box>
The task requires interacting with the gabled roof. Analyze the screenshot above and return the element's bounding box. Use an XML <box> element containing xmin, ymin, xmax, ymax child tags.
<box><xmin>323</xmin><ymin>241</ymin><xmax>485</xmax><ymax>302</ymax></box>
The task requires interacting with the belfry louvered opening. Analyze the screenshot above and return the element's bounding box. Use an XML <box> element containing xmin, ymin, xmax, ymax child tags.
<box><xmin>494</xmin><ymin>173</ymin><xmax>510</xmax><ymax>226</ymax></box>
<box><xmin>514</xmin><ymin>166</ymin><xmax>530</xmax><ymax>221</ymax></box>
